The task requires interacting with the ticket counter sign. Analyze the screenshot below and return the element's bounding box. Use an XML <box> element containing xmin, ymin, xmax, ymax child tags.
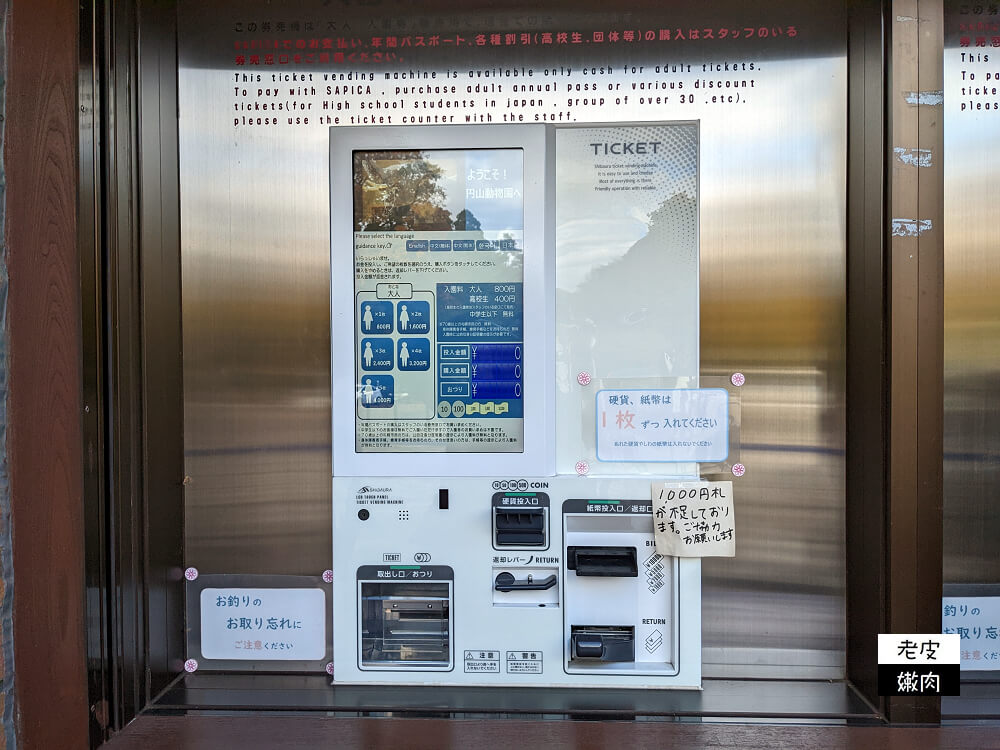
<box><xmin>352</xmin><ymin>148</ymin><xmax>525</xmax><ymax>453</ymax></box>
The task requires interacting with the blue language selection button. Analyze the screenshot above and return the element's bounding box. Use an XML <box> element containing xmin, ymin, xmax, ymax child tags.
<box><xmin>359</xmin><ymin>375</ymin><xmax>394</xmax><ymax>408</ymax></box>
<box><xmin>397</xmin><ymin>301</ymin><xmax>430</xmax><ymax>334</ymax></box>
<box><xmin>397</xmin><ymin>338</ymin><xmax>431</xmax><ymax>371</ymax></box>
<box><xmin>498</xmin><ymin>239</ymin><xmax>519</xmax><ymax>251</ymax></box>
<box><xmin>453</xmin><ymin>239</ymin><xmax>475</xmax><ymax>251</ymax></box>
<box><xmin>406</xmin><ymin>240</ymin><xmax>429</xmax><ymax>252</ymax></box>
<box><xmin>439</xmin><ymin>344</ymin><xmax>470</xmax><ymax>360</ymax></box>
<box><xmin>360</xmin><ymin>300</ymin><xmax>394</xmax><ymax>335</ymax></box>
<box><xmin>440</xmin><ymin>362</ymin><xmax>470</xmax><ymax>378</ymax></box>
<box><xmin>430</xmin><ymin>240</ymin><xmax>452</xmax><ymax>251</ymax></box>
<box><xmin>360</xmin><ymin>338</ymin><xmax>394</xmax><ymax>371</ymax></box>
<box><xmin>476</xmin><ymin>239</ymin><xmax>495</xmax><ymax>251</ymax></box>
<box><xmin>440</xmin><ymin>382</ymin><xmax>470</xmax><ymax>398</ymax></box>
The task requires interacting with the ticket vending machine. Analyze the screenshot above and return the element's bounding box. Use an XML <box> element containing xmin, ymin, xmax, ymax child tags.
<box><xmin>330</xmin><ymin>123</ymin><xmax>705</xmax><ymax>688</ymax></box>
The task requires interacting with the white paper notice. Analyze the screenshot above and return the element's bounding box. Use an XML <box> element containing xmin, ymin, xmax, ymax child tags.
<box><xmin>943</xmin><ymin>596</ymin><xmax>1000</xmax><ymax>671</ymax></box>
<box><xmin>651</xmin><ymin>481</ymin><xmax>735</xmax><ymax>558</ymax></box>
<box><xmin>200</xmin><ymin>588</ymin><xmax>326</xmax><ymax>660</ymax></box>
<box><xmin>596</xmin><ymin>389</ymin><xmax>729</xmax><ymax>463</ymax></box>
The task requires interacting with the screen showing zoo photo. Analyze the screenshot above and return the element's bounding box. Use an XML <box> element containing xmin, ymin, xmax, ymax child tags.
<box><xmin>353</xmin><ymin>149</ymin><xmax>524</xmax><ymax>237</ymax></box>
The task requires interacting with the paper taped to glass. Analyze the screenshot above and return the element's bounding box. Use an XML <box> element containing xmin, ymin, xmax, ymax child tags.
<box><xmin>651</xmin><ymin>481</ymin><xmax>735</xmax><ymax>558</ymax></box>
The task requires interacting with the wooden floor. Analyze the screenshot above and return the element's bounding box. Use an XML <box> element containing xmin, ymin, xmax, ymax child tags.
<box><xmin>102</xmin><ymin>716</ymin><xmax>1000</xmax><ymax>749</ymax></box>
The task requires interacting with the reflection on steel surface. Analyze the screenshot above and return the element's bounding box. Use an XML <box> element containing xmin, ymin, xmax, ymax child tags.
<box><xmin>943</xmin><ymin>1</ymin><xmax>1000</xmax><ymax>584</ymax></box>
<box><xmin>179</xmin><ymin>0</ymin><xmax>847</xmax><ymax>678</ymax></box>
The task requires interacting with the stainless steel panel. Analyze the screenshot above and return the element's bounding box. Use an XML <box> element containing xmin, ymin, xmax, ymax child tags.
<box><xmin>943</xmin><ymin>2</ymin><xmax>1000</xmax><ymax>584</ymax></box>
<box><xmin>178</xmin><ymin>0</ymin><xmax>847</xmax><ymax>675</ymax></box>
<box><xmin>153</xmin><ymin>674</ymin><xmax>878</xmax><ymax>718</ymax></box>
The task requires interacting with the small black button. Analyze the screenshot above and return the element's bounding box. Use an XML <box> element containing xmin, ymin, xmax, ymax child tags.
<box><xmin>358</xmin><ymin>508</ymin><xmax>370</xmax><ymax>520</ymax></box>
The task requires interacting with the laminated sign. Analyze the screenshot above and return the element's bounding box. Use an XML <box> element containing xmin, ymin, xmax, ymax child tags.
<box><xmin>942</xmin><ymin>596</ymin><xmax>1000</xmax><ymax>671</ymax></box>
<box><xmin>651</xmin><ymin>481</ymin><xmax>735</xmax><ymax>557</ymax></box>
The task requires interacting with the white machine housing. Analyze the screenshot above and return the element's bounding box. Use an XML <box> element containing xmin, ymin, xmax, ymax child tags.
<box><xmin>330</xmin><ymin>122</ymin><xmax>703</xmax><ymax>690</ymax></box>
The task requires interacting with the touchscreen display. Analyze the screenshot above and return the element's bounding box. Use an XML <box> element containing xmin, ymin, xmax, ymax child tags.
<box><xmin>352</xmin><ymin>149</ymin><xmax>524</xmax><ymax>453</ymax></box>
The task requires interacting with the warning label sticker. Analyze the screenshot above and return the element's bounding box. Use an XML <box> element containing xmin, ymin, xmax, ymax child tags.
<box><xmin>464</xmin><ymin>649</ymin><xmax>500</xmax><ymax>673</ymax></box>
<box><xmin>505</xmin><ymin>650</ymin><xmax>543</xmax><ymax>674</ymax></box>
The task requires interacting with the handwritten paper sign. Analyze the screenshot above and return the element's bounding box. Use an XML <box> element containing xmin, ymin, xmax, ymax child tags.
<box><xmin>651</xmin><ymin>481</ymin><xmax>735</xmax><ymax>557</ymax></box>
<box><xmin>596</xmin><ymin>389</ymin><xmax>729</xmax><ymax>463</ymax></box>
<box><xmin>200</xmin><ymin>587</ymin><xmax>326</xmax><ymax>660</ymax></box>
<box><xmin>943</xmin><ymin>596</ymin><xmax>1000</xmax><ymax>671</ymax></box>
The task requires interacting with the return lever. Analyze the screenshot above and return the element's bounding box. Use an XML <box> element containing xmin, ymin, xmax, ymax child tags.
<box><xmin>493</xmin><ymin>571</ymin><xmax>558</xmax><ymax>592</ymax></box>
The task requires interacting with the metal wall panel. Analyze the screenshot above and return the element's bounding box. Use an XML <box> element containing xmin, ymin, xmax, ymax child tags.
<box><xmin>178</xmin><ymin>0</ymin><xmax>847</xmax><ymax>676</ymax></box>
<box><xmin>942</xmin><ymin>2</ymin><xmax>1000</xmax><ymax>584</ymax></box>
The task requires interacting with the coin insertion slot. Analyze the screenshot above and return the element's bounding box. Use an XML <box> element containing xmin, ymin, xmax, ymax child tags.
<box><xmin>566</xmin><ymin>546</ymin><xmax>638</xmax><ymax>577</ymax></box>
<box><xmin>494</xmin><ymin>507</ymin><xmax>546</xmax><ymax>547</ymax></box>
<box><xmin>359</xmin><ymin>582</ymin><xmax>451</xmax><ymax>668</ymax></box>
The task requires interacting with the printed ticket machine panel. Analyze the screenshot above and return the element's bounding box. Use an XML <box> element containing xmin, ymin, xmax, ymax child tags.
<box><xmin>332</xmin><ymin>478</ymin><xmax>700</xmax><ymax>688</ymax></box>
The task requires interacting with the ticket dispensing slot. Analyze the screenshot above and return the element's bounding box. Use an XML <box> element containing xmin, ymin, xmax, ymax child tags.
<box><xmin>358</xmin><ymin>572</ymin><xmax>453</xmax><ymax>671</ymax></box>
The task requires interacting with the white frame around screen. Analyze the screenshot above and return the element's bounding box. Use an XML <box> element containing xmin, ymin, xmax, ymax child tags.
<box><xmin>330</xmin><ymin>124</ymin><xmax>555</xmax><ymax>477</ymax></box>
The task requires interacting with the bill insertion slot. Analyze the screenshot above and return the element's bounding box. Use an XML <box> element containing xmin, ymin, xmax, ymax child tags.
<box><xmin>566</xmin><ymin>546</ymin><xmax>638</xmax><ymax>577</ymax></box>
